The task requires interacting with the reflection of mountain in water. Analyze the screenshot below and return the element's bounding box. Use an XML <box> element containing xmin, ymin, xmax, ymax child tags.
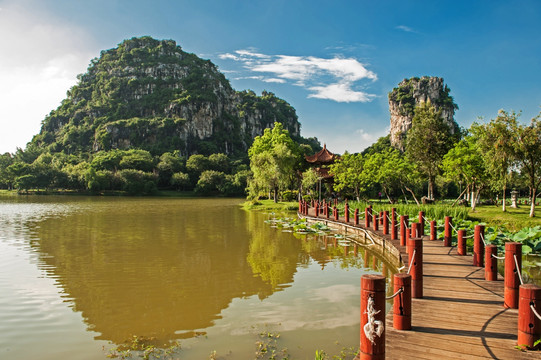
<box><xmin>31</xmin><ymin>198</ymin><xmax>277</xmax><ymax>345</ymax></box>
<box><xmin>29</xmin><ymin>198</ymin><xmax>396</xmax><ymax>347</ymax></box>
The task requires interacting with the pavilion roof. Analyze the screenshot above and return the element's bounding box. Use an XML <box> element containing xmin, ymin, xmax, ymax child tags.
<box><xmin>305</xmin><ymin>144</ymin><xmax>337</xmax><ymax>164</ymax></box>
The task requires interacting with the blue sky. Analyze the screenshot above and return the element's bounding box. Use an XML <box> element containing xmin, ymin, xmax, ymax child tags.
<box><xmin>1</xmin><ymin>0</ymin><xmax>540</xmax><ymax>154</ymax></box>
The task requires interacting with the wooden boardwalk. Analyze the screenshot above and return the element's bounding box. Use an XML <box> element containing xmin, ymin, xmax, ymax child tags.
<box><xmin>301</xmin><ymin>209</ymin><xmax>539</xmax><ymax>359</ymax></box>
<box><xmin>386</xmin><ymin>238</ymin><xmax>538</xmax><ymax>360</ymax></box>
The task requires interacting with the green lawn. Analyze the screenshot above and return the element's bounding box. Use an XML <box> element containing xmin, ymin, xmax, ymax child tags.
<box><xmin>241</xmin><ymin>199</ymin><xmax>298</xmax><ymax>212</ymax></box>
<box><xmin>468</xmin><ymin>205</ymin><xmax>541</xmax><ymax>232</ymax></box>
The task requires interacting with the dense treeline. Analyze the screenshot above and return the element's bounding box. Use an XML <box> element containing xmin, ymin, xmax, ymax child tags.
<box><xmin>322</xmin><ymin>104</ymin><xmax>541</xmax><ymax>217</ymax></box>
<box><xmin>0</xmin><ymin>149</ymin><xmax>251</xmax><ymax>196</ymax></box>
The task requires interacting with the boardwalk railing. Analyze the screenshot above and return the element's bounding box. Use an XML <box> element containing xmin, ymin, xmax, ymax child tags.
<box><xmin>297</xmin><ymin>199</ymin><xmax>541</xmax><ymax>357</ymax></box>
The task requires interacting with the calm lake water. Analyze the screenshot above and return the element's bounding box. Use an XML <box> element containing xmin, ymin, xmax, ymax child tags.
<box><xmin>0</xmin><ymin>196</ymin><xmax>396</xmax><ymax>360</ymax></box>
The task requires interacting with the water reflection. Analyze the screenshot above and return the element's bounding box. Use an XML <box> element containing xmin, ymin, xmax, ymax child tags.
<box><xmin>30</xmin><ymin>198</ymin><xmax>275</xmax><ymax>344</ymax></box>
<box><xmin>0</xmin><ymin>196</ymin><xmax>398</xmax><ymax>358</ymax></box>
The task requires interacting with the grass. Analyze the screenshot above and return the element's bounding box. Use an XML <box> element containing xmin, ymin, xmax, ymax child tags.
<box><xmin>242</xmin><ymin>199</ymin><xmax>298</xmax><ymax>212</ymax></box>
<box><xmin>468</xmin><ymin>205</ymin><xmax>541</xmax><ymax>232</ymax></box>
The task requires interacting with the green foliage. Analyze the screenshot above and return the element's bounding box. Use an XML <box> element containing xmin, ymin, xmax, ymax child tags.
<box><xmin>247</xmin><ymin>122</ymin><xmax>302</xmax><ymax>202</ymax></box>
<box><xmin>28</xmin><ymin>36</ymin><xmax>303</xmax><ymax>160</ymax></box>
<box><xmin>361</xmin><ymin>135</ymin><xmax>391</xmax><ymax>156</ymax></box>
<box><xmin>388</xmin><ymin>77</ymin><xmax>458</xmax><ymax>117</ymax></box>
<box><xmin>329</xmin><ymin>152</ymin><xmax>367</xmax><ymax>200</ymax></box>
<box><xmin>442</xmin><ymin>135</ymin><xmax>488</xmax><ymax>209</ymax></box>
<box><xmin>195</xmin><ymin>170</ymin><xmax>226</xmax><ymax>195</ymax></box>
<box><xmin>170</xmin><ymin>171</ymin><xmax>190</xmax><ymax>190</ymax></box>
<box><xmin>301</xmin><ymin>168</ymin><xmax>320</xmax><ymax>196</ymax></box>
<box><xmin>405</xmin><ymin>101</ymin><xmax>458</xmax><ymax>199</ymax></box>
<box><xmin>118</xmin><ymin>169</ymin><xmax>157</xmax><ymax>195</ymax></box>
<box><xmin>514</xmin><ymin>114</ymin><xmax>541</xmax><ymax>217</ymax></box>
<box><xmin>472</xmin><ymin>110</ymin><xmax>519</xmax><ymax>210</ymax></box>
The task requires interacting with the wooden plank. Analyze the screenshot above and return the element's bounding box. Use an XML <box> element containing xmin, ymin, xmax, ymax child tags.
<box><xmin>302</xmin><ymin>213</ymin><xmax>539</xmax><ymax>358</ymax></box>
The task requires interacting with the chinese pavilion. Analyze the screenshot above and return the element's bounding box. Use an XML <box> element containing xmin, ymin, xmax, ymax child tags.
<box><xmin>304</xmin><ymin>144</ymin><xmax>338</xmax><ymax>182</ymax></box>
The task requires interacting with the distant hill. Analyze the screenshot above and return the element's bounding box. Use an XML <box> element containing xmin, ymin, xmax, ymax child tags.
<box><xmin>31</xmin><ymin>36</ymin><xmax>314</xmax><ymax>157</ymax></box>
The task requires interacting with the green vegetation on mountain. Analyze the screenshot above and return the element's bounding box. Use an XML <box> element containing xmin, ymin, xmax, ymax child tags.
<box><xmin>0</xmin><ymin>36</ymin><xmax>320</xmax><ymax>195</ymax></box>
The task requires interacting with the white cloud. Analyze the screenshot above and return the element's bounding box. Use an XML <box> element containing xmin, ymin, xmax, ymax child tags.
<box><xmin>0</xmin><ymin>3</ymin><xmax>95</xmax><ymax>153</ymax></box>
<box><xmin>218</xmin><ymin>53</ymin><xmax>239</xmax><ymax>61</ymax></box>
<box><xmin>308</xmin><ymin>82</ymin><xmax>376</xmax><ymax>103</ymax></box>
<box><xmin>262</xmin><ymin>78</ymin><xmax>286</xmax><ymax>84</ymax></box>
<box><xmin>235</xmin><ymin>49</ymin><xmax>270</xmax><ymax>59</ymax></box>
<box><xmin>396</xmin><ymin>25</ymin><xmax>416</xmax><ymax>33</ymax></box>
<box><xmin>218</xmin><ymin>49</ymin><xmax>377</xmax><ymax>103</ymax></box>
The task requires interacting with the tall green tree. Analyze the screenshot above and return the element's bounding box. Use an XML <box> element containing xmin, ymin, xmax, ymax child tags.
<box><xmin>329</xmin><ymin>152</ymin><xmax>367</xmax><ymax>200</ymax></box>
<box><xmin>247</xmin><ymin>122</ymin><xmax>301</xmax><ymax>202</ymax></box>
<box><xmin>364</xmin><ymin>148</ymin><xmax>418</xmax><ymax>204</ymax></box>
<box><xmin>442</xmin><ymin>135</ymin><xmax>488</xmax><ymax>210</ymax></box>
<box><xmin>0</xmin><ymin>153</ymin><xmax>14</xmax><ymax>189</ymax></box>
<box><xmin>472</xmin><ymin>110</ymin><xmax>518</xmax><ymax>212</ymax></box>
<box><xmin>514</xmin><ymin>115</ymin><xmax>541</xmax><ymax>217</ymax></box>
<box><xmin>405</xmin><ymin>101</ymin><xmax>459</xmax><ymax>200</ymax></box>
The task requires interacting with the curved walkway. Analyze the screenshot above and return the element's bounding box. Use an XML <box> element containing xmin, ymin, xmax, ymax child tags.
<box><xmin>300</xmin><ymin>209</ymin><xmax>539</xmax><ymax>359</ymax></box>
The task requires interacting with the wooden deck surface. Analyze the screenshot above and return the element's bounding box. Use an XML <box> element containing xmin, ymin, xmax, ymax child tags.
<box><xmin>302</xmin><ymin>209</ymin><xmax>540</xmax><ymax>359</ymax></box>
<box><xmin>385</xmin><ymin>238</ymin><xmax>538</xmax><ymax>360</ymax></box>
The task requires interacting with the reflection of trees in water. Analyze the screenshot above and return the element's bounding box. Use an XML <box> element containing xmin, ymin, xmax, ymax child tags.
<box><xmin>245</xmin><ymin>213</ymin><xmax>397</xmax><ymax>296</ymax></box>
<box><xmin>31</xmin><ymin>198</ymin><xmax>274</xmax><ymax>345</ymax></box>
<box><xmin>245</xmin><ymin>211</ymin><xmax>303</xmax><ymax>292</ymax></box>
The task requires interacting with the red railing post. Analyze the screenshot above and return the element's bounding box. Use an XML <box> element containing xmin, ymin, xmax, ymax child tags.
<box><xmin>430</xmin><ymin>220</ymin><xmax>436</xmax><ymax>241</ymax></box>
<box><xmin>406</xmin><ymin>227</ymin><xmax>411</xmax><ymax>255</ymax></box>
<box><xmin>354</xmin><ymin>208</ymin><xmax>359</xmax><ymax>225</ymax></box>
<box><xmin>359</xmin><ymin>275</ymin><xmax>386</xmax><ymax>360</ymax></box>
<box><xmin>518</xmin><ymin>284</ymin><xmax>541</xmax><ymax>349</ymax></box>
<box><xmin>473</xmin><ymin>225</ymin><xmax>485</xmax><ymax>267</ymax></box>
<box><xmin>373</xmin><ymin>212</ymin><xmax>379</xmax><ymax>231</ymax></box>
<box><xmin>504</xmin><ymin>242</ymin><xmax>522</xmax><ymax>309</ymax></box>
<box><xmin>400</xmin><ymin>215</ymin><xmax>408</xmax><ymax>247</ymax></box>
<box><xmin>444</xmin><ymin>216</ymin><xmax>452</xmax><ymax>247</ymax></box>
<box><xmin>383</xmin><ymin>210</ymin><xmax>389</xmax><ymax>235</ymax></box>
<box><xmin>485</xmin><ymin>244</ymin><xmax>498</xmax><ymax>281</ymax></box>
<box><xmin>391</xmin><ymin>208</ymin><xmax>397</xmax><ymax>240</ymax></box>
<box><xmin>315</xmin><ymin>201</ymin><xmax>319</xmax><ymax>217</ymax></box>
<box><xmin>379</xmin><ymin>211</ymin><xmax>384</xmax><ymax>225</ymax></box>
<box><xmin>457</xmin><ymin>229</ymin><xmax>466</xmax><ymax>255</ymax></box>
<box><xmin>345</xmin><ymin>203</ymin><xmax>350</xmax><ymax>223</ymax></box>
<box><xmin>393</xmin><ymin>273</ymin><xmax>412</xmax><ymax>330</ymax></box>
<box><xmin>326</xmin><ymin>204</ymin><xmax>330</xmax><ymax>219</ymax></box>
<box><xmin>298</xmin><ymin>199</ymin><xmax>302</xmax><ymax>213</ymax></box>
<box><xmin>365</xmin><ymin>207</ymin><xmax>371</xmax><ymax>228</ymax></box>
<box><xmin>407</xmin><ymin>237</ymin><xmax>423</xmax><ymax>298</ymax></box>
<box><xmin>411</xmin><ymin>222</ymin><xmax>419</xmax><ymax>239</ymax></box>
<box><xmin>334</xmin><ymin>206</ymin><xmax>339</xmax><ymax>221</ymax></box>
<box><xmin>418</xmin><ymin>211</ymin><xmax>425</xmax><ymax>236</ymax></box>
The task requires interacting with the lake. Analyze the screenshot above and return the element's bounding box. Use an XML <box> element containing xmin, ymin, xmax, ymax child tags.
<box><xmin>0</xmin><ymin>196</ymin><xmax>396</xmax><ymax>359</ymax></box>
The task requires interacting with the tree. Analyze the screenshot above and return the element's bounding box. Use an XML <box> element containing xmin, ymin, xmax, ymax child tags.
<box><xmin>329</xmin><ymin>152</ymin><xmax>368</xmax><ymax>200</ymax></box>
<box><xmin>301</xmin><ymin>168</ymin><xmax>321</xmax><ymax>199</ymax></box>
<box><xmin>514</xmin><ymin>115</ymin><xmax>541</xmax><ymax>217</ymax></box>
<box><xmin>208</xmin><ymin>153</ymin><xmax>230</xmax><ymax>173</ymax></box>
<box><xmin>0</xmin><ymin>153</ymin><xmax>14</xmax><ymax>189</ymax></box>
<box><xmin>247</xmin><ymin>122</ymin><xmax>301</xmax><ymax>202</ymax></box>
<box><xmin>363</xmin><ymin>148</ymin><xmax>416</xmax><ymax>203</ymax></box>
<box><xmin>170</xmin><ymin>172</ymin><xmax>190</xmax><ymax>190</ymax></box>
<box><xmin>472</xmin><ymin>110</ymin><xmax>518</xmax><ymax>212</ymax></box>
<box><xmin>442</xmin><ymin>135</ymin><xmax>488</xmax><ymax>210</ymax></box>
<box><xmin>405</xmin><ymin>101</ymin><xmax>459</xmax><ymax>200</ymax></box>
<box><xmin>118</xmin><ymin>150</ymin><xmax>155</xmax><ymax>172</ymax></box>
<box><xmin>157</xmin><ymin>152</ymin><xmax>185</xmax><ymax>187</ymax></box>
<box><xmin>186</xmin><ymin>154</ymin><xmax>211</xmax><ymax>186</ymax></box>
<box><xmin>195</xmin><ymin>170</ymin><xmax>226</xmax><ymax>195</ymax></box>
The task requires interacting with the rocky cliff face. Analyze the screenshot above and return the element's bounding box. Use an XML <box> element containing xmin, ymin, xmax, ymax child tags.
<box><xmin>33</xmin><ymin>36</ymin><xmax>302</xmax><ymax>157</ymax></box>
<box><xmin>388</xmin><ymin>77</ymin><xmax>459</xmax><ymax>150</ymax></box>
